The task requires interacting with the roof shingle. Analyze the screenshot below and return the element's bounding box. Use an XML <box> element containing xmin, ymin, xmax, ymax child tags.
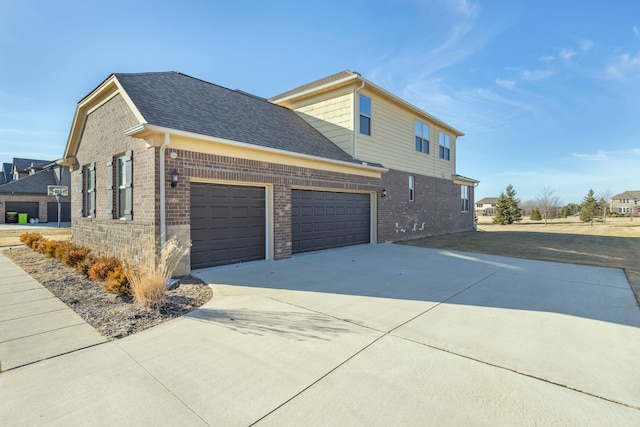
<box><xmin>115</xmin><ymin>72</ymin><xmax>369</xmax><ymax>166</ymax></box>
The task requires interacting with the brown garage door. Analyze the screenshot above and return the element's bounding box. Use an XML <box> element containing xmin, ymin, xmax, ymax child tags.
<box><xmin>292</xmin><ymin>189</ymin><xmax>370</xmax><ymax>254</ymax></box>
<box><xmin>190</xmin><ymin>183</ymin><xmax>265</xmax><ymax>269</ymax></box>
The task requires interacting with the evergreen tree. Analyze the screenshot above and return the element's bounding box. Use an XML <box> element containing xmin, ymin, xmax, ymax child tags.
<box><xmin>493</xmin><ymin>184</ymin><xmax>523</xmax><ymax>225</ymax></box>
<box><xmin>580</xmin><ymin>189</ymin><xmax>598</xmax><ymax>225</ymax></box>
<box><xmin>530</xmin><ymin>208</ymin><xmax>542</xmax><ymax>221</ymax></box>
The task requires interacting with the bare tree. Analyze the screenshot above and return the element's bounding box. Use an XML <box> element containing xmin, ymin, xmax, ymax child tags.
<box><xmin>597</xmin><ymin>188</ymin><xmax>613</xmax><ymax>224</ymax></box>
<box><xmin>534</xmin><ymin>186</ymin><xmax>561</xmax><ymax>226</ymax></box>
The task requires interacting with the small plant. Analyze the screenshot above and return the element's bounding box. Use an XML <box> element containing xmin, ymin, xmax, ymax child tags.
<box><xmin>75</xmin><ymin>254</ymin><xmax>96</xmax><ymax>278</ymax></box>
<box><xmin>54</xmin><ymin>241</ymin><xmax>75</xmax><ymax>261</ymax></box>
<box><xmin>32</xmin><ymin>238</ymin><xmax>49</xmax><ymax>253</ymax></box>
<box><xmin>44</xmin><ymin>240</ymin><xmax>61</xmax><ymax>258</ymax></box>
<box><xmin>62</xmin><ymin>247</ymin><xmax>90</xmax><ymax>268</ymax></box>
<box><xmin>20</xmin><ymin>232</ymin><xmax>43</xmax><ymax>249</ymax></box>
<box><xmin>126</xmin><ymin>237</ymin><xmax>189</xmax><ymax>310</ymax></box>
<box><xmin>88</xmin><ymin>257</ymin><xmax>122</xmax><ymax>282</ymax></box>
<box><xmin>104</xmin><ymin>266</ymin><xmax>130</xmax><ymax>296</ymax></box>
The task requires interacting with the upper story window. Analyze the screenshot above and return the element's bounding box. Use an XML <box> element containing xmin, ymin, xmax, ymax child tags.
<box><xmin>461</xmin><ymin>185</ymin><xmax>470</xmax><ymax>212</ymax></box>
<box><xmin>359</xmin><ymin>94</ymin><xmax>371</xmax><ymax>136</ymax></box>
<box><xmin>439</xmin><ymin>132</ymin><xmax>450</xmax><ymax>161</ymax></box>
<box><xmin>415</xmin><ymin>121</ymin><xmax>429</xmax><ymax>154</ymax></box>
<box><xmin>409</xmin><ymin>175</ymin><xmax>415</xmax><ymax>202</ymax></box>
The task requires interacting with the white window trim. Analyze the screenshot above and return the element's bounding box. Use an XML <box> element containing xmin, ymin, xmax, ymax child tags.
<box><xmin>359</xmin><ymin>94</ymin><xmax>371</xmax><ymax>136</ymax></box>
<box><xmin>409</xmin><ymin>175</ymin><xmax>415</xmax><ymax>202</ymax></box>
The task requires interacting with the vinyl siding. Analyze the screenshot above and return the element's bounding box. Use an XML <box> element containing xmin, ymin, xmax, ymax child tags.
<box><xmin>356</xmin><ymin>90</ymin><xmax>456</xmax><ymax>179</ymax></box>
<box><xmin>281</xmin><ymin>87</ymin><xmax>355</xmax><ymax>156</ymax></box>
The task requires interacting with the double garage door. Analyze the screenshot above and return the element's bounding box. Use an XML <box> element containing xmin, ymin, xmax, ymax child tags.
<box><xmin>190</xmin><ymin>183</ymin><xmax>370</xmax><ymax>270</ymax></box>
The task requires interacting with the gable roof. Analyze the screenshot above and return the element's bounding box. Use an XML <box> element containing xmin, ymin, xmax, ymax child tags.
<box><xmin>0</xmin><ymin>169</ymin><xmax>57</xmax><ymax>194</ymax></box>
<box><xmin>612</xmin><ymin>191</ymin><xmax>640</xmax><ymax>200</ymax></box>
<box><xmin>476</xmin><ymin>197</ymin><xmax>499</xmax><ymax>205</ymax></box>
<box><xmin>12</xmin><ymin>158</ymin><xmax>52</xmax><ymax>172</ymax></box>
<box><xmin>104</xmin><ymin>72</ymin><xmax>376</xmax><ymax>167</ymax></box>
<box><xmin>270</xmin><ymin>70</ymin><xmax>464</xmax><ymax>137</ymax></box>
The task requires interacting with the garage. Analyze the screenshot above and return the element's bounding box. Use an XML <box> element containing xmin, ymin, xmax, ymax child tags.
<box><xmin>292</xmin><ymin>189</ymin><xmax>370</xmax><ymax>254</ymax></box>
<box><xmin>5</xmin><ymin>202</ymin><xmax>40</xmax><ymax>222</ymax></box>
<box><xmin>190</xmin><ymin>183</ymin><xmax>266</xmax><ymax>269</ymax></box>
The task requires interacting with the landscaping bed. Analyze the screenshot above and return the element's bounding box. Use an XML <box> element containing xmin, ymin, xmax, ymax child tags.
<box><xmin>4</xmin><ymin>247</ymin><xmax>213</xmax><ymax>339</ymax></box>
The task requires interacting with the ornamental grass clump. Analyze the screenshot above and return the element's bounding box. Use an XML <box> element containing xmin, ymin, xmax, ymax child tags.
<box><xmin>126</xmin><ymin>237</ymin><xmax>189</xmax><ymax>310</ymax></box>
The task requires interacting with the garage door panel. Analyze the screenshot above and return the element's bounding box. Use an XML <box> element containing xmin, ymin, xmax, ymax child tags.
<box><xmin>190</xmin><ymin>183</ymin><xmax>265</xmax><ymax>269</ymax></box>
<box><xmin>292</xmin><ymin>189</ymin><xmax>370</xmax><ymax>254</ymax></box>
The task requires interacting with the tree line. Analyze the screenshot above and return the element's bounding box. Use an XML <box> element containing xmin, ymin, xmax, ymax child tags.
<box><xmin>491</xmin><ymin>185</ymin><xmax>613</xmax><ymax>226</ymax></box>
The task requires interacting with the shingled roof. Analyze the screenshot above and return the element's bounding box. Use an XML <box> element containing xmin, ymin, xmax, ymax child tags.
<box><xmin>0</xmin><ymin>169</ymin><xmax>57</xmax><ymax>194</ymax></box>
<box><xmin>269</xmin><ymin>70</ymin><xmax>357</xmax><ymax>102</ymax></box>
<box><xmin>12</xmin><ymin>158</ymin><xmax>52</xmax><ymax>172</ymax></box>
<box><xmin>115</xmin><ymin>72</ymin><xmax>370</xmax><ymax>166</ymax></box>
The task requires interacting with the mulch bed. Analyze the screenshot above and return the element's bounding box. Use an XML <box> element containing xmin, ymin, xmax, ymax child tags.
<box><xmin>3</xmin><ymin>247</ymin><xmax>213</xmax><ymax>340</ymax></box>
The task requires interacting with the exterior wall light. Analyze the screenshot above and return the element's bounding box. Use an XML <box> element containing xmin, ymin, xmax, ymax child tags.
<box><xmin>171</xmin><ymin>169</ymin><xmax>179</xmax><ymax>188</ymax></box>
<box><xmin>381</xmin><ymin>189</ymin><xmax>387</xmax><ymax>198</ymax></box>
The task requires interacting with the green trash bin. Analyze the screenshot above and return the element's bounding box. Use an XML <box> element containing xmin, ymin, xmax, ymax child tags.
<box><xmin>18</xmin><ymin>213</ymin><xmax>28</xmax><ymax>224</ymax></box>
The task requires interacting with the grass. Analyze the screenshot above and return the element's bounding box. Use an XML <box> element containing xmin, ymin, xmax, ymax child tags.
<box><xmin>401</xmin><ymin>216</ymin><xmax>640</xmax><ymax>305</ymax></box>
<box><xmin>0</xmin><ymin>227</ymin><xmax>71</xmax><ymax>247</ymax></box>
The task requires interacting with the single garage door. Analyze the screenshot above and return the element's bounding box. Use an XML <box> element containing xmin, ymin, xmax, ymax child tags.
<box><xmin>5</xmin><ymin>202</ymin><xmax>39</xmax><ymax>221</ymax></box>
<box><xmin>190</xmin><ymin>183</ymin><xmax>265</xmax><ymax>269</ymax></box>
<box><xmin>47</xmin><ymin>202</ymin><xmax>71</xmax><ymax>222</ymax></box>
<box><xmin>292</xmin><ymin>189</ymin><xmax>370</xmax><ymax>254</ymax></box>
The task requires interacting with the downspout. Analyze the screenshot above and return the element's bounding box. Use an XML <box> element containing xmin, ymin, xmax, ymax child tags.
<box><xmin>353</xmin><ymin>80</ymin><xmax>366</xmax><ymax>159</ymax></box>
<box><xmin>159</xmin><ymin>133</ymin><xmax>170</xmax><ymax>246</ymax></box>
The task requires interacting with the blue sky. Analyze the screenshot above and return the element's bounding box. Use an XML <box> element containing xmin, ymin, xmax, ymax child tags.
<box><xmin>1</xmin><ymin>0</ymin><xmax>639</xmax><ymax>203</ymax></box>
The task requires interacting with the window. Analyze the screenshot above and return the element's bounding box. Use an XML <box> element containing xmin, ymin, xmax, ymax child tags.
<box><xmin>439</xmin><ymin>132</ymin><xmax>450</xmax><ymax>160</ymax></box>
<box><xmin>81</xmin><ymin>163</ymin><xmax>96</xmax><ymax>218</ymax></box>
<box><xmin>415</xmin><ymin>121</ymin><xmax>429</xmax><ymax>154</ymax></box>
<box><xmin>461</xmin><ymin>186</ymin><xmax>470</xmax><ymax>212</ymax></box>
<box><xmin>108</xmin><ymin>151</ymin><xmax>132</xmax><ymax>220</ymax></box>
<box><xmin>359</xmin><ymin>94</ymin><xmax>371</xmax><ymax>136</ymax></box>
<box><xmin>409</xmin><ymin>176</ymin><xmax>415</xmax><ymax>202</ymax></box>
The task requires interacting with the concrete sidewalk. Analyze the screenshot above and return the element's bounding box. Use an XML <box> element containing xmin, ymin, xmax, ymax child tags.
<box><xmin>1</xmin><ymin>244</ymin><xmax>639</xmax><ymax>425</ymax></box>
<box><xmin>0</xmin><ymin>252</ymin><xmax>106</xmax><ymax>371</ymax></box>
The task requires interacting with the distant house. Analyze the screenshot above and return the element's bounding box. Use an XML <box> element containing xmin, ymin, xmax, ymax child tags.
<box><xmin>611</xmin><ymin>191</ymin><xmax>640</xmax><ymax>216</ymax></box>
<box><xmin>475</xmin><ymin>197</ymin><xmax>498</xmax><ymax>216</ymax></box>
<box><xmin>0</xmin><ymin>159</ymin><xmax>71</xmax><ymax>224</ymax></box>
<box><xmin>61</xmin><ymin>70</ymin><xmax>478</xmax><ymax>275</ymax></box>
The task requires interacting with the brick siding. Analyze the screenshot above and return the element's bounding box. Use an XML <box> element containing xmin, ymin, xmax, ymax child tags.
<box><xmin>378</xmin><ymin>169</ymin><xmax>474</xmax><ymax>243</ymax></box>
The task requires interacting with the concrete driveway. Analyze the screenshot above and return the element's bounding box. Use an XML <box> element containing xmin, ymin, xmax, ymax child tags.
<box><xmin>2</xmin><ymin>244</ymin><xmax>640</xmax><ymax>425</ymax></box>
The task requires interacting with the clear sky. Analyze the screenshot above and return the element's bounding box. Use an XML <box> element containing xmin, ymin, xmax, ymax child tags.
<box><xmin>1</xmin><ymin>0</ymin><xmax>639</xmax><ymax>203</ymax></box>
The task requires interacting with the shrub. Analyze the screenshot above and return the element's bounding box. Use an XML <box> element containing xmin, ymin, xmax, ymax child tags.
<box><xmin>88</xmin><ymin>257</ymin><xmax>121</xmax><ymax>282</ymax></box>
<box><xmin>75</xmin><ymin>254</ymin><xmax>96</xmax><ymax>278</ymax></box>
<box><xmin>54</xmin><ymin>241</ymin><xmax>75</xmax><ymax>261</ymax></box>
<box><xmin>44</xmin><ymin>240</ymin><xmax>61</xmax><ymax>258</ymax></box>
<box><xmin>62</xmin><ymin>247</ymin><xmax>90</xmax><ymax>268</ymax></box>
<box><xmin>126</xmin><ymin>237</ymin><xmax>189</xmax><ymax>310</ymax></box>
<box><xmin>104</xmin><ymin>266</ymin><xmax>130</xmax><ymax>296</ymax></box>
<box><xmin>20</xmin><ymin>232</ymin><xmax>43</xmax><ymax>249</ymax></box>
<box><xmin>32</xmin><ymin>238</ymin><xmax>49</xmax><ymax>253</ymax></box>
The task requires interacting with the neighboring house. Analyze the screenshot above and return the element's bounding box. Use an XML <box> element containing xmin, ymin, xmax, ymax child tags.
<box><xmin>61</xmin><ymin>71</ymin><xmax>477</xmax><ymax>275</ymax></box>
<box><xmin>1</xmin><ymin>162</ymin><xmax>12</xmax><ymax>184</ymax></box>
<box><xmin>0</xmin><ymin>160</ymin><xmax>71</xmax><ymax>224</ymax></box>
<box><xmin>611</xmin><ymin>191</ymin><xmax>640</xmax><ymax>215</ymax></box>
<box><xmin>11</xmin><ymin>158</ymin><xmax>51</xmax><ymax>180</ymax></box>
<box><xmin>475</xmin><ymin>197</ymin><xmax>498</xmax><ymax>216</ymax></box>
